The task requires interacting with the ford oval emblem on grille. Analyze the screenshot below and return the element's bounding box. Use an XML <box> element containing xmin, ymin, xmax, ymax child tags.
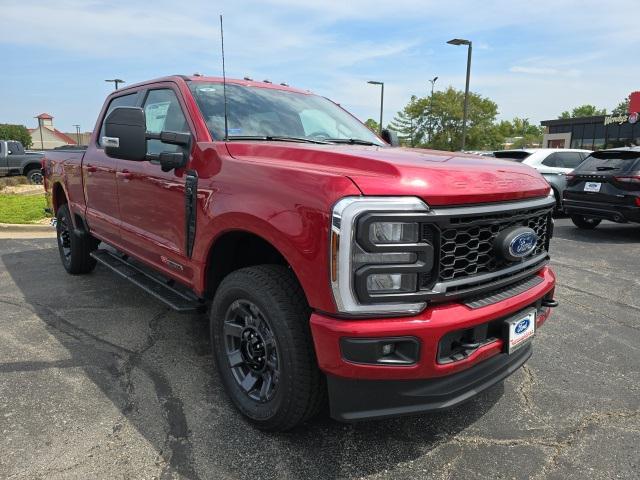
<box><xmin>494</xmin><ymin>226</ymin><xmax>538</xmax><ymax>262</ymax></box>
<box><xmin>515</xmin><ymin>318</ymin><xmax>530</xmax><ymax>334</ymax></box>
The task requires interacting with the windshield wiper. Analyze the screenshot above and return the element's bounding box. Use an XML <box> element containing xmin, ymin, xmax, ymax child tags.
<box><xmin>226</xmin><ymin>135</ymin><xmax>330</xmax><ymax>144</ymax></box>
<box><xmin>326</xmin><ymin>138</ymin><xmax>380</xmax><ymax>146</ymax></box>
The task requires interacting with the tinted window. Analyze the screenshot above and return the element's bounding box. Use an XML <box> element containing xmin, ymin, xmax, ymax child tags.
<box><xmin>576</xmin><ymin>151</ymin><xmax>640</xmax><ymax>174</ymax></box>
<box><xmin>541</xmin><ymin>153</ymin><xmax>559</xmax><ymax>167</ymax></box>
<box><xmin>98</xmin><ymin>93</ymin><xmax>139</xmax><ymax>146</ymax></box>
<box><xmin>493</xmin><ymin>151</ymin><xmax>532</xmax><ymax>161</ymax></box>
<box><xmin>143</xmin><ymin>89</ymin><xmax>189</xmax><ymax>155</ymax></box>
<box><xmin>558</xmin><ymin>152</ymin><xmax>585</xmax><ymax>168</ymax></box>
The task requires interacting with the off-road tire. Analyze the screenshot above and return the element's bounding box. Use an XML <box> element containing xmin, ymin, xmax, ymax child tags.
<box><xmin>56</xmin><ymin>204</ymin><xmax>99</xmax><ymax>274</ymax></box>
<box><xmin>210</xmin><ymin>265</ymin><xmax>326</xmax><ymax>431</ymax></box>
<box><xmin>571</xmin><ymin>215</ymin><xmax>601</xmax><ymax>230</ymax></box>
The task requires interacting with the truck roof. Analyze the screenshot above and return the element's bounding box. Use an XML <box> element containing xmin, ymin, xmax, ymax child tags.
<box><xmin>115</xmin><ymin>75</ymin><xmax>312</xmax><ymax>96</ymax></box>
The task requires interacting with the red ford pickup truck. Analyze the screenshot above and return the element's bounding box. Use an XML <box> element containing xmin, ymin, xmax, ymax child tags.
<box><xmin>43</xmin><ymin>75</ymin><xmax>557</xmax><ymax>431</ymax></box>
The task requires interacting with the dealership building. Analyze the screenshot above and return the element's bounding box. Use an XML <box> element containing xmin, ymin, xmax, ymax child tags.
<box><xmin>541</xmin><ymin>92</ymin><xmax>640</xmax><ymax>150</ymax></box>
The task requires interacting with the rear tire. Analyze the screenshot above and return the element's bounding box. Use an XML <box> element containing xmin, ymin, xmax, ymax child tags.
<box><xmin>210</xmin><ymin>265</ymin><xmax>325</xmax><ymax>431</ymax></box>
<box><xmin>56</xmin><ymin>204</ymin><xmax>99</xmax><ymax>274</ymax></box>
<box><xmin>571</xmin><ymin>215</ymin><xmax>601</xmax><ymax>229</ymax></box>
<box><xmin>26</xmin><ymin>167</ymin><xmax>43</xmax><ymax>185</ymax></box>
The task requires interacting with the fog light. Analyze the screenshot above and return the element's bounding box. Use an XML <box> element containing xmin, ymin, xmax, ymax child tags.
<box><xmin>340</xmin><ymin>337</ymin><xmax>420</xmax><ymax>365</ymax></box>
<box><xmin>381</xmin><ymin>343</ymin><xmax>395</xmax><ymax>355</ymax></box>
<box><xmin>367</xmin><ymin>273</ymin><xmax>417</xmax><ymax>294</ymax></box>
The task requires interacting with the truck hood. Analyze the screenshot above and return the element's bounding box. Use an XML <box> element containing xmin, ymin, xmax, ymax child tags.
<box><xmin>225</xmin><ymin>142</ymin><xmax>550</xmax><ymax>206</ymax></box>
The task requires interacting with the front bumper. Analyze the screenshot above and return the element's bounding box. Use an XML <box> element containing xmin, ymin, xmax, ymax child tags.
<box><xmin>310</xmin><ymin>266</ymin><xmax>555</xmax><ymax>421</ymax></box>
<box><xmin>564</xmin><ymin>199</ymin><xmax>640</xmax><ymax>223</ymax></box>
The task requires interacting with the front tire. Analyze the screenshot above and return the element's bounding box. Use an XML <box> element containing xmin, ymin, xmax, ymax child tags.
<box><xmin>210</xmin><ymin>265</ymin><xmax>325</xmax><ymax>431</ymax></box>
<box><xmin>571</xmin><ymin>215</ymin><xmax>601</xmax><ymax>229</ymax></box>
<box><xmin>56</xmin><ymin>204</ymin><xmax>99</xmax><ymax>274</ymax></box>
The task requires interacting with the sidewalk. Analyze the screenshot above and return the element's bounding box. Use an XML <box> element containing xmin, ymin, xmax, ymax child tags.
<box><xmin>0</xmin><ymin>222</ymin><xmax>56</xmax><ymax>239</ymax></box>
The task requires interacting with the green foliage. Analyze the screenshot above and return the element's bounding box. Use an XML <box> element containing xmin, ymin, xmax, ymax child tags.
<box><xmin>0</xmin><ymin>124</ymin><xmax>33</xmax><ymax>149</ymax></box>
<box><xmin>611</xmin><ymin>97</ymin><xmax>630</xmax><ymax>115</ymax></box>
<box><xmin>390</xmin><ymin>86</ymin><xmax>500</xmax><ymax>151</ymax></box>
<box><xmin>364</xmin><ymin>118</ymin><xmax>380</xmax><ymax>133</ymax></box>
<box><xmin>494</xmin><ymin>117</ymin><xmax>544</xmax><ymax>148</ymax></box>
<box><xmin>0</xmin><ymin>193</ymin><xmax>47</xmax><ymax>224</ymax></box>
<box><xmin>558</xmin><ymin>105</ymin><xmax>607</xmax><ymax>119</ymax></box>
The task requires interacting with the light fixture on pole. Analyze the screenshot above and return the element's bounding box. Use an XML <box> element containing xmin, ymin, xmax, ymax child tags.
<box><xmin>447</xmin><ymin>38</ymin><xmax>472</xmax><ymax>151</ymax></box>
<box><xmin>105</xmin><ymin>79</ymin><xmax>125</xmax><ymax>90</ymax></box>
<box><xmin>367</xmin><ymin>80</ymin><xmax>384</xmax><ymax>134</ymax></box>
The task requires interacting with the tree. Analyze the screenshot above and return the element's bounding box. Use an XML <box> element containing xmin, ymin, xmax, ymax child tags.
<box><xmin>389</xmin><ymin>95</ymin><xmax>424</xmax><ymax>146</ymax></box>
<box><xmin>0</xmin><ymin>124</ymin><xmax>32</xmax><ymax>149</ymax></box>
<box><xmin>364</xmin><ymin>118</ymin><xmax>380</xmax><ymax>133</ymax></box>
<box><xmin>611</xmin><ymin>97</ymin><xmax>630</xmax><ymax>115</ymax></box>
<box><xmin>558</xmin><ymin>105</ymin><xmax>607</xmax><ymax>119</ymax></box>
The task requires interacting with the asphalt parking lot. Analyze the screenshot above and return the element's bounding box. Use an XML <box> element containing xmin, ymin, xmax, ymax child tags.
<box><xmin>0</xmin><ymin>218</ymin><xmax>638</xmax><ymax>480</ymax></box>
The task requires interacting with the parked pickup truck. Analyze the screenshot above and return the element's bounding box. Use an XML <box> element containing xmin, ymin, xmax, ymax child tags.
<box><xmin>43</xmin><ymin>75</ymin><xmax>558</xmax><ymax>431</ymax></box>
<box><xmin>0</xmin><ymin>140</ymin><xmax>45</xmax><ymax>184</ymax></box>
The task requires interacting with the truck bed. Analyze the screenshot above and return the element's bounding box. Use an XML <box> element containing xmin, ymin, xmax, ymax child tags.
<box><xmin>43</xmin><ymin>149</ymin><xmax>87</xmax><ymax>220</ymax></box>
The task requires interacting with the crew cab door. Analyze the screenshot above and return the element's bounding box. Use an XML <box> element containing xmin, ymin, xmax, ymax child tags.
<box><xmin>83</xmin><ymin>92</ymin><xmax>139</xmax><ymax>240</ymax></box>
<box><xmin>115</xmin><ymin>86</ymin><xmax>193</xmax><ymax>281</ymax></box>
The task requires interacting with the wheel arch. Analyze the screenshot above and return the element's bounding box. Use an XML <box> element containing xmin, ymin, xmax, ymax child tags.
<box><xmin>203</xmin><ymin>229</ymin><xmax>308</xmax><ymax>304</ymax></box>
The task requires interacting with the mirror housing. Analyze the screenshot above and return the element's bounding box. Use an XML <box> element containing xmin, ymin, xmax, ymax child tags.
<box><xmin>381</xmin><ymin>128</ymin><xmax>400</xmax><ymax>147</ymax></box>
<box><xmin>104</xmin><ymin>107</ymin><xmax>147</xmax><ymax>161</ymax></box>
<box><xmin>159</xmin><ymin>152</ymin><xmax>187</xmax><ymax>172</ymax></box>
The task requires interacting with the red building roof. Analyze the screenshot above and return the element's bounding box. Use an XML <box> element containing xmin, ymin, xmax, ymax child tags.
<box><xmin>37</xmin><ymin>113</ymin><xmax>53</xmax><ymax>119</ymax></box>
<box><xmin>28</xmin><ymin>126</ymin><xmax>77</xmax><ymax>145</ymax></box>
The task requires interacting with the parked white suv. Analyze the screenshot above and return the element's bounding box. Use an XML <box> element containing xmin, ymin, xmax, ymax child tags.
<box><xmin>492</xmin><ymin>148</ymin><xmax>592</xmax><ymax>210</ymax></box>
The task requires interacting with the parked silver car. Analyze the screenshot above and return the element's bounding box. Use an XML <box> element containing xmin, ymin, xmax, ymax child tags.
<box><xmin>493</xmin><ymin>148</ymin><xmax>592</xmax><ymax>211</ymax></box>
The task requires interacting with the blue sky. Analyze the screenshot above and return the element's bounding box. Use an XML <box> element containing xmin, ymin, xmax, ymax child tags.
<box><xmin>1</xmin><ymin>0</ymin><xmax>638</xmax><ymax>133</ymax></box>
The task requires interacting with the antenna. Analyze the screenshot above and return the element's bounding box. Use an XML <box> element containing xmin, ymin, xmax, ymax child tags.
<box><xmin>220</xmin><ymin>14</ymin><xmax>229</xmax><ymax>141</ymax></box>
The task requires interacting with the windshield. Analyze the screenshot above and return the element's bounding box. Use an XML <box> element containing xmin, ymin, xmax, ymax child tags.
<box><xmin>188</xmin><ymin>82</ymin><xmax>384</xmax><ymax>145</ymax></box>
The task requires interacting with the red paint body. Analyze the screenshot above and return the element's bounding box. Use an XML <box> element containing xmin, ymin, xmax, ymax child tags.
<box><xmin>44</xmin><ymin>75</ymin><xmax>555</xmax><ymax>387</ymax></box>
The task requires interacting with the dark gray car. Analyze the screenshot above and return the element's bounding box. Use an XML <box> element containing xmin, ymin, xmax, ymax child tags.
<box><xmin>0</xmin><ymin>140</ymin><xmax>44</xmax><ymax>184</ymax></box>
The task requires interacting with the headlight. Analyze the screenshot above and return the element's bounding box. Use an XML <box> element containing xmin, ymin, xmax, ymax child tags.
<box><xmin>330</xmin><ymin>197</ymin><xmax>433</xmax><ymax>316</ymax></box>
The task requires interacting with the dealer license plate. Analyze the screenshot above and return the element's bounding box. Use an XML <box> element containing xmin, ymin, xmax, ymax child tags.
<box><xmin>505</xmin><ymin>309</ymin><xmax>536</xmax><ymax>354</ymax></box>
<box><xmin>584</xmin><ymin>182</ymin><xmax>601</xmax><ymax>192</ymax></box>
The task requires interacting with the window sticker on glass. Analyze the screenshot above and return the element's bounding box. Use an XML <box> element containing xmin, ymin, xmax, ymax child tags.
<box><xmin>145</xmin><ymin>101</ymin><xmax>171</xmax><ymax>133</ymax></box>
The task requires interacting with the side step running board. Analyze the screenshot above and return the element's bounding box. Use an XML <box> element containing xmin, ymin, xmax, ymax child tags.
<box><xmin>91</xmin><ymin>249</ymin><xmax>205</xmax><ymax>313</ymax></box>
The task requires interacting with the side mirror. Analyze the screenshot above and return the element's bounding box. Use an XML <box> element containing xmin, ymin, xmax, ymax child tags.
<box><xmin>104</xmin><ymin>107</ymin><xmax>147</xmax><ymax>161</ymax></box>
<box><xmin>381</xmin><ymin>128</ymin><xmax>400</xmax><ymax>147</ymax></box>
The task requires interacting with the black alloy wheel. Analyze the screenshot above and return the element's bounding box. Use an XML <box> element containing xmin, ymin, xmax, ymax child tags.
<box><xmin>224</xmin><ymin>299</ymin><xmax>280</xmax><ymax>403</ymax></box>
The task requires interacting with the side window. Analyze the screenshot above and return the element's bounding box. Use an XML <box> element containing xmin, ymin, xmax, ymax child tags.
<box><xmin>98</xmin><ymin>93</ymin><xmax>139</xmax><ymax>147</ymax></box>
<box><xmin>143</xmin><ymin>89</ymin><xmax>189</xmax><ymax>155</ymax></box>
<box><xmin>542</xmin><ymin>153</ymin><xmax>559</xmax><ymax>167</ymax></box>
<box><xmin>10</xmin><ymin>142</ymin><xmax>24</xmax><ymax>155</ymax></box>
<box><xmin>558</xmin><ymin>152</ymin><xmax>584</xmax><ymax>169</ymax></box>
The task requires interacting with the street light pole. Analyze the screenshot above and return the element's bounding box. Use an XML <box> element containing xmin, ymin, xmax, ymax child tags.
<box><xmin>73</xmin><ymin>124</ymin><xmax>81</xmax><ymax>146</ymax></box>
<box><xmin>34</xmin><ymin>116</ymin><xmax>44</xmax><ymax>150</ymax></box>
<box><xmin>428</xmin><ymin>76</ymin><xmax>438</xmax><ymax>143</ymax></box>
<box><xmin>447</xmin><ymin>38</ymin><xmax>472</xmax><ymax>151</ymax></box>
<box><xmin>367</xmin><ymin>80</ymin><xmax>384</xmax><ymax>134</ymax></box>
<box><xmin>105</xmin><ymin>79</ymin><xmax>125</xmax><ymax>90</ymax></box>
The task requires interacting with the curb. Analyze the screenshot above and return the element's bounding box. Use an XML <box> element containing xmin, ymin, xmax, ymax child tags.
<box><xmin>0</xmin><ymin>222</ymin><xmax>55</xmax><ymax>233</ymax></box>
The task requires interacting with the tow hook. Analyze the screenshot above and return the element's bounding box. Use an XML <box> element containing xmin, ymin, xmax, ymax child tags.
<box><xmin>542</xmin><ymin>298</ymin><xmax>559</xmax><ymax>308</ymax></box>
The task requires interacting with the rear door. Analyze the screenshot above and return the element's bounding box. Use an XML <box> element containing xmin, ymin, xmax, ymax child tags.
<box><xmin>0</xmin><ymin>143</ymin><xmax>7</xmax><ymax>174</ymax></box>
<box><xmin>565</xmin><ymin>151</ymin><xmax>640</xmax><ymax>205</ymax></box>
<box><xmin>540</xmin><ymin>151</ymin><xmax>587</xmax><ymax>174</ymax></box>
